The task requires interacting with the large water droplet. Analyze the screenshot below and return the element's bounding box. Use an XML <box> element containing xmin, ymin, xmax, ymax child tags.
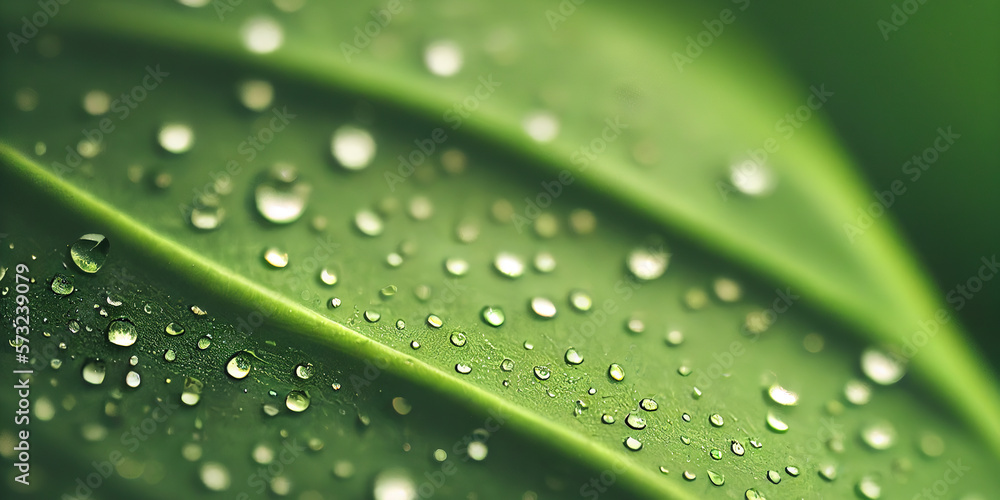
<box><xmin>531</xmin><ymin>297</ymin><xmax>557</xmax><ymax>318</ymax></box>
<box><xmin>70</xmin><ymin>234</ymin><xmax>109</xmax><ymax>273</ymax></box>
<box><xmin>241</xmin><ymin>16</ymin><xmax>283</xmax><ymax>54</ymax></box>
<box><xmin>861</xmin><ymin>348</ymin><xmax>905</xmax><ymax>385</ymax></box>
<box><xmin>181</xmin><ymin>377</ymin><xmax>203</xmax><ymax>406</ymax></box>
<box><xmin>332</xmin><ymin>126</ymin><xmax>376</xmax><ymax>170</ymax></box>
<box><xmin>625</xmin><ymin>413</ymin><xmax>646</xmax><ymax>430</ymax></box>
<box><xmin>627</xmin><ymin>245</ymin><xmax>669</xmax><ymax>280</ymax></box>
<box><xmin>355</xmin><ymin>209</ymin><xmax>384</xmax><ymax>236</ymax></box>
<box><xmin>767</xmin><ymin>383</ymin><xmax>799</xmax><ymax>406</ymax></box>
<box><xmin>158</xmin><ymin>123</ymin><xmax>194</xmax><ymax>154</ymax></box>
<box><xmin>226</xmin><ymin>352</ymin><xmax>252</xmax><ymax>379</ymax></box>
<box><xmin>82</xmin><ymin>359</ymin><xmax>106</xmax><ymax>385</ymax></box>
<box><xmin>533</xmin><ymin>366</ymin><xmax>551</xmax><ymax>380</ymax></box>
<box><xmin>766</xmin><ymin>470</ymin><xmax>781</xmax><ymax>484</ymax></box>
<box><xmin>255</xmin><ymin>166</ymin><xmax>310</xmax><ymax>224</ymax></box>
<box><xmin>481</xmin><ymin>306</ymin><xmax>505</xmax><ymax>327</ymax></box>
<box><xmin>373</xmin><ymin>469</ymin><xmax>416</xmax><ymax>500</ymax></box>
<box><xmin>424</xmin><ymin>40</ymin><xmax>463</xmax><ymax>77</ymax></box>
<box><xmin>766</xmin><ymin>411</ymin><xmax>789</xmax><ymax>432</ymax></box>
<box><xmin>844</xmin><ymin>379</ymin><xmax>872</xmax><ymax>405</ymax></box>
<box><xmin>285</xmin><ymin>390</ymin><xmax>310</xmax><ymax>412</ymax></box>
<box><xmin>708</xmin><ymin>470</ymin><xmax>725</xmax><ymax>486</ymax></box>
<box><xmin>125</xmin><ymin>370</ymin><xmax>141</xmax><ymax>388</ymax></box>
<box><xmin>263</xmin><ymin>247</ymin><xmax>289</xmax><ymax>268</ymax></box>
<box><xmin>494</xmin><ymin>252</ymin><xmax>525</xmax><ymax>278</ymax></box>
<box><xmin>107</xmin><ymin>319</ymin><xmax>137</xmax><ymax>347</ymax></box>
<box><xmin>639</xmin><ymin>398</ymin><xmax>658</xmax><ymax>411</ymax></box>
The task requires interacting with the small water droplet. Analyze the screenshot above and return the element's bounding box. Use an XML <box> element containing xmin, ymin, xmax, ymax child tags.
<box><xmin>731</xmin><ymin>440</ymin><xmax>745</xmax><ymax>456</ymax></box>
<box><xmin>319</xmin><ymin>268</ymin><xmax>338</xmax><ymax>286</ymax></box>
<box><xmin>819</xmin><ymin>463</ymin><xmax>838</xmax><ymax>481</ymax></box>
<box><xmin>107</xmin><ymin>319</ymin><xmax>138</xmax><ymax>347</ymax></box>
<box><xmin>625</xmin><ymin>413</ymin><xmax>646</xmax><ymax>430</ymax></box>
<box><xmin>449</xmin><ymin>332</ymin><xmax>467</xmax><ymax>347</ymax></box>
<box><xmin>664</xmin><ymin>330</ymin><xmax>684</xmax><ymax>346</ymax></box>
<box><xmin>467</xmin><ymin>441</ymin><xmax>488</xmax><ymax>461</ymax></box>
<box><xmin>523</xmin><ymin>341</ymin><xmax>534</xmax><ymax>350</ymax></box>
<box><xmin>608</xmin><ymin>363</ymin><xmax>625</xmax><ymax>381</ymax></box>
<box><xmin>164</xmin><ymin>349</ymin><xmax>176</xmax><ymax>362</ymax></box>
<box><xmin>444</xmin><ymin>258</ymin><xmax>469</xmax><ymax>277</ymax></box>
<box><xmin>730</xmin><ymin>160</ymin><xmax>775</xmax><ymax>197</ymax></box>
<box><xmin>678</xmin><ymin>365</ymin><xmax>692</xmax><ymax>376</ymax></box>
<box><xmin>125</xmin><ymin>371</ymin><xmax>141</xmax><ymax>388</ymax></box>
<box><xmin>364</xmin><ymin>310</ymin><xmax>381</xmax><ymax>323</ymax></box>
<box><xmin>410</xmin><ymin>341</ymin><xmax>420</xmax><ymax>349</ymax></box>
<box><xmin>494</xmin><ymin>252</ymin><xmax>525</xmax><ymax>278</ymax></box>
<box><xmin>455</xmin><ymin>363</ymin><xmax>472</xmax><ymax>374</ymax></box>
<box><xmin>682</xmin><ymin>471</ymin><xmax>696</xmax><ymax>481</ymax></box>
<box><xmin>481</xmin><ymin>306</ymin><xmax>505</xmax><ymax>327</ymax></box>
<box><xmin>768</xmin><ymin>383</ymin><xmax>799</xmax><ymax>406</ymax></box>
<box><xmin>766</xmin><ymin>411</ymin><xmax>789</xmax><ymax>432</ymax></box>
<box><xmin>200</xmin><ymin>462</ymin><xmax>231</xmax><ymax>491</ymax></box>
<box><xmin>600</xmin><ymin>413</ymin><xmax>615</xmax><ymax>424</ymax></box>
<box><xmin>263</xmin><ymin>247</ymin><xmax>289</xmax><ymax>268</ymax></box>
<box><xmin>626</xmin><ymin>317</ymin><xmax>645</xmax><ymax>334</ymax></box>
<box><xmin>197</xmin><ymin>336</ymin><xmax>212</xmax><ymax>350</ymax></box>
<box><xmin>51</xmin><ymin>274</ymin><xmax>74</xmax><ymax>295</ymax></box>
<box><xmin>627</xmin><ymin>245</ymin><xmax>669</xmax><ymax>280</ymax></box>
<box><xmin>294</xmin><ymin>362</ymin><xmax>314</xmax><ymax>380</ymax></box>
<box><xmin>522</xmin><ymin>111</ymin><xmax>560</xmax><ymax>143</ymax></box>
<box><xmin>919</xmin><ymin>432</ymin><xmax>945</xmax><ymax>457</ymax></box>
<box><xmin>749</xmin><ymin>438</ymin><xmax>762</xmax><ymax>449</ymax></box>
<box><xmin>856</xmin><ymin>475</ymin><xmax>881</xmax><ymax>499</ymax></box>
<box><xmin>70</xmin><ymin>234</ymin><xmax>109</xmax><ymax>273</ymax></box>
<box><xmin>708</xmin><ymin>470</ymin><xmax>725</xmax><ymax>486</ymax></box>
<box><xmin>225</xmin><ymin>352</ymin><xmax>252</xmax><ymax>379</ymax></box>
<box><xmin>533</xmin><ymin>366</ymin><xmax>551</xmax><ymax>380</ymax></box>
<box><xmin>285</xmin><ymin>390</ymin><xmax>310</xmax><ymax>412</ymax></box>
<box><xmin>190</xmin><ymin>198</ymin><xmax>225</xmax><ymax>230</ymax></box>
<box><xmin>255</xmin><ymin>166</ymin><xmax>310</xmax><ymax>224</ymax></box>
<box><xmin>623</xmin><ymin>437</ymin><xmax>642</xmax><ymax>451</ymax></box>
<box><xmin>158</xmin><ymin>123</ymin><xmax>194</xmax><ymax>153</ymax></box>
<box><xmin>407</xmin><ymin>196</ymin><xmax>433</xmax><ymax>220</ymax></box>
<box><xmin>241</xmin><ymin>16</ymin><xmax>283</xmax><ymax>54</ymax></box>
<box><xmin>426</xmin><ymin>314</ymin><xmax>443</xmax><ymax>328</ymax></box>
<box><xmin>82</xmin><ymin>359</ymin><xmax>106</xmax><ymax>385</ymax></box>
<box><xmin>165</xmin><ymin>322</ymin><xmax>185</xmax><ymax>336</ymax></box>
<box><xmin>861</xmin><ymin>421</ymin><xmax>896</xmax><ymax>450</ymax></box>
<box><xmin>531</xmin><ymin>297</ymin><xmax>557</xmax><ymax>318</ymax></box>
<box><xmin>639</xmin><ymin>398</ymin><xmax>658</xmax><ymax>411</ymax></box>
<box><xmin>844</xmin><ymin>379</ymin><xmax>872</xmax><ymax>405</ymax></box>
<box><xmin>682</xmin><ymin>412</ymin><xmax>691</xmax><ymax>422</ymax></box>
<box><xmin>355</xmin><ymin>209</ymin><xmax>384</xmax><ymax>236</ymax></box>
<box><xmin>767</xmin><ymin>470</ymin><xmax>780</xmax><ymax>484</ymax></box>
<box><xmin>380</xmin><ymin>285</ymin><xmax>397</xmax><ymax>298</ymax></box>
<box><xmin>861</xmin><ymin>348</ymin><xmax>905</xmax><ymax>385</ymax></box>
<box><xmin>181</xmin><ymin>377</ymin><xmax>204</xmax><ymax>406</ymax></box>
<box><xmin>328</xmin><ymin>297</ymin><xmax>342</xmax><ymax>308</ymax></box>
<box><xmin>745</xmin><ymin>488</ymin><xmax>766</xmax><ymax>500</ymax></box>
<box><xmin>424</xmin><ymin>40</ymin><xmax>463</xmax><ymax>77</ymax></box>
<box><xmin>709</xmin><ymin>413</ymin><xmax>724</xmax><ymax>427</ymax></box>
<box><xmin>680</xmin><ymin>435</ymin><xmax>691</xmax><ymax>445</ymax></box>
<box><xmin>569</xmin><ymin>290</ymin><xmax>592</xmax><ymax>312</ymax></box>
<box><xmin>533</xmin><ymin>251</ymin><xmax>557</xmax><ymax>273</ymax></box>
<box><xmin>332</xmin><ymin>126</ymin><xmax>376</xmax><ymax>170</ymax></box>
<box><xmin>237</xmin><ymin>79</ymin><xmax>274</xmax><ymax>111</ymax></box>
<box><xmin>785</xmin><ymin>466</ymin><xmax>800</xmax><ymax>476</ymax></box>
<box><xmin>395</xmin><ymin>319</ymin><xmax>406</xmax><ymax>330</ymax></box>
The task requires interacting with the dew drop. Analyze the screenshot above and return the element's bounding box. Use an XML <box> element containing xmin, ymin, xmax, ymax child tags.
<box><xmin>494</xmin><ymin>252</ymin><xmax>525</xmax><ymax>278</ymax></box>
<box><xmin>709</xmin><ymin>413</ymin><xmax>724</xmax><ymax>427</ymax></box>
<box><xmin>785</xmin><ymin>466</ymin><xmax>799</xmax><ymax>476</ymax></box>
<box><xmin>444</xmin><ymin>258</ymin><xmax>469</xmax><ymax>277</ymax></box>
<box><xmin>729</xmin><ymin>160</ymin><xmax>775</xmax><ymax>197</ymax></box>
<box><xmin>682</xmin><ymin>471</ymin><xmax>696</xmax><ymax>481</ymax></box>
<box><xmin>82</xmin><ymin>90</ymin><xmax>110</xmax><ymax>115</ymax></box>
<box><xmin>745</xmin><ymin>488</ymin><xmax>766</xmax><ymax>500</ymax></box>
<box><xmin>200</xmin><ymin>462</ymin><xmax>231</xmax><ymax>492</ymax></box>
<box><xmin>677</xmin><ymin>365</ymin><xmax>692</xmax><ymax>376</ymax></box>
<box><xmin>190</xmin><ymin>200</ymin><xmax>225</xmax><ymax>230</ymax></box>
<box><xmin>328</xmin><ymin>297</ymin><xmax>342</xmax><ymax>308</ymax></box>
<box><xmin>319</xmin><ymin>268</ymin><xmax>338</xmax><ymax>286</ymax></box>
<box><xmin>522</xmin><ymin>111</ymin><xmax>559</xmax><ymax>143</ymax></box>
<box><xmin>639</xmin><ymin>398</ymin><xmax>658</xmax><ymax>411</ymax></box>
<box><xmin>408</xmin><ymin>196</ymin><xmax>433</xmax><ymax>220</ymax></box>
<box><xmin>664</xmin><ymin>330</ymin><xmax>684</xmax><ymax>346</ymax></box>
<box><xmin>125</xmin><ymin>371</ymin><xmax>141</xmax><ymax>388</ymax></box>
<box><xmin>255</xmin><ymin>168</ymin><xmax>310</xmax><ymax>224</ymax></box>
<box><xmin>82</xmin><ymin>359</ymin><xmax>106</xmax><ymax>385</ymax></box>
<box><xmin>569</xmin><ymin>290</ymin><xmax>592</xmax><ymax>312</ymax></box>
<box><xmin>708</xmin><ymin>470</ymin><xmax>725</xmax><ymax>486</ymax></box>
<box><xmin>819</xmin><ymin>463</ymin><xmax>838</xmax><ymax>481</ymax></box>
<box><xmin>285</xmin><ymin>390</ymin><xmax>310</xmax><ymax>412</ymax></box>
<box><xmin>237</xmin><ymin>79</ymin><xmax>273</xmax><ymax>112</ymax></box>
<box><xmin>766</xmin><ymin>411</ymin><xmax>789</xmax><ymax>432</ymax></box>
<box><xmin>601</xmin><ymin>414</ymin><xmax>615</xmax><ymax>424</ymax></box>
<box><xmin>627</xmin><ymin>245</ymin><xmax>669</xmax><ymax>280</ymax></box>
<box><xmin>498</xmin><ymin>358</ymin><xmax>515</xmax><ymax>372</ymax></box>
<box><xmin>294</xmin><ymin>362</ymin><xmax>314</xmax><ymax>380</ymax></box>
<box><xmin>710</xmin><ymin>448</ymin><xmax>723</xmax><ymax>460</ymax></box>
<box><xmin>381</xmin><ymin>285</ymin><xmax>397</xmax><ymax>298</ymax></box>
<box><xmin>533</xmin><ymin>366</ymin><xmax>551</xmax><ymax>380</ymax></box>
<box><xmin>681</xmin><ymin>412</ymin><xmax>691</xmax><ymax>422</ymax></box>
<box><xmin>533</xmin><ymin>251</ymin><xmax>557</xmax><ymax>273</ymax></box>
<box><xmin>449</xmin><ymin>332</ymin><xmax>467</xmax><ymax>347</ymax></box>
<box><xmin>861</xmin><ymin>421</ymin><xmax>896</xmax><ymax>450</ymax></box>
<box><xmin>107</xmin><ymin>319</ymin><xmax>138</xmax><ymax>347</ymax></box>
<box><xmin>164</xmin><ymin>349</ymin><xmax>176</xmax><ymax>362</ymax></box>
<box><xmin>856</xmin><ymin>475</ymin><xmax>881</xmax><ymax>499</ymax></box>
<box><xmin>768</xmin><ymin>383</ymin><xmax>799</xmax><ymax>406</ymax></box>
<box><xmin>481</xmin><ymin>306</ymin><xmax>505</xmax><ymax>327</ymax></box>
<box><xmin>70</xmin><ymin>234</ymin><xmax>109</xmax><ymax>273</ymax></box>
<box><xmin>226</xmin><ymin>352</ymin><xmax>252</xmax><ymax>379</ymax></box>
<box><xmin>426</xmin><ymin>314</ymin><xmax>443</xmax><ymax>328</ymax></box>
<box><xmin>181</xmin><ymin>377</ymin><xmax>204</xmax><ymax>406</ymax></box>
<box><xmin>197</xmin><ymin>336</ymin><xmax>212</xmax><ymax>350</ymax></box>
<box><xmin>263</xmin><ymin>247</ymin><xmax>289</xmax><ymax>268</ymax></box>
<box><xmin>731</xmin><ymin>440</ymin><xmax>745</xmax><ymax>456</ymax></box>
<box><xmin>623</xmin><ymin>437</ymin><xmax>642</xmax><ymax>451</ymax></box>
<box><xmin>354</xmin><ymin>209</ymin><xmax>384</xmax><ymax>236</ymax></box>
<box><xmin>844</xmin><ymin>379</ymin><xmax>872</xmax><ymax>405</ymax></box>
<box><xmin>241</xmin><ymin>16</ymin><xmax>283</xmax><ymax>54</ymax></box>
<box><xmin>679</xmin><ymin>435</ymin><xmax>691</xmax><ymax>445</ymax></box>
<box><xmin>531</xmin><ymin>297</ymin><xmax>557</xmax><ymax>318</ymax></box>
<box><xmin>861</xmin><ymin>348</ymin><xmax>905</xmax><ymax>385</ymax></box>
<box><xmin>625</xmin><ymin>413</ymin><xmax>646</xmax><ymax>430</ymax></box>
<box><xmin>332</xmin><ymin>126</ymin><xmax>376</xmax><ymax>170</ymax></box>
<box><xmin>749</xmin><ymin>438</ymin><xmax>763</xmax><ymax>449</ymax></box>
<box><xmin>767</xmin><ymin>470</ymin><xmax>781</xmax><ymax>484</ymax></box>
<box><xmin>919</xmin><ymin>432</ymin><xmax>945</xmax><ymax>457</ymax></box>
<box><xmin>455</xmin><ymin>363</ymin><xmax>472</xmax><ymax>375</ymax></box>
<box><xmin>165</xmin><ymin>322</ymin><xmax>185</xmax><ymax>336</ymax></box>
<box><xmin>683</xmin><ymin>287</ymin><xmax>709</xmax><ymax>310</ymax></box>
<box><xmin>373</xmin><ymin>469</ymin><xmax>416</xmax><ymax>500</ymax></box>
<box><xmin>410</xmin><ymin>341</ymin><xmax>420</xmax><ymax>349</ymax></box>
<box><xmin>467</xmin><ymin>441</ymin><xmax>488</xmax><ymax>461</ymax></box>
<box><xmin>51</xmin><ymin>274</ymin><xmax>74</xmax><ymax>295</ymax></box>
<box><xmin>364</xmin><ymin>310</ymin><xmax>381</xmax><ymax>323</ymax></box>
<box><xmin>423</xmin><ymin>40</ymin><xmax>463</xmax><ymax>77</ymax></box>
<box><xmin>608</xmin><ymin>363</ymin><xmax>625</xmax><ymax>381</ymax></box>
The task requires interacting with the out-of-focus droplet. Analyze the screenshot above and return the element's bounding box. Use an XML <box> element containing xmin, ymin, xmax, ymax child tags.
<box><xmin>627</xmin><ymin>245</ymin><xmax>669</xmax><ymax>280</ymax></box>
<box><xmin>861</xmin><ymin>348</ymin><xmax>906</xmax><ymax>385</ymax></box>
<box><xmin>241</xmin><ymin>17</ymin><xmax>284</xmax><ymax>54</ymax></box>
<box><xmin>522</xmin><ymin>111</ymin><xmax>559</xmax><ymax>143</ymax></box>
<box><xmin>238</xmin><ymin>79</ymin><xmax>274</xmax><ymax>112</ymax></box>
<box><xmin>424</xmin><ymin>40</ymin><xmax>463</xmax><ymax>77</ymax></box>
<box><xmin>70</xmin><ymin>234</ymin><xmax>110</xmax><ymax>273</ymax></box>
<box><xmin>332</xmin><ymin>126</ymin><xmax>376</xmax><ymax>170</ymax></box>
<box><xmin>158</xmin><ymin>123</ymin><xmax>194</xmax><ymax>154</ymax></box>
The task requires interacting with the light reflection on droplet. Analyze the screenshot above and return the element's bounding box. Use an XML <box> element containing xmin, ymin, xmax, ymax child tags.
<box><xmin>241</xmin><ymin>17</ymin><xmax>284</xmax><ymax>54</ymax></box>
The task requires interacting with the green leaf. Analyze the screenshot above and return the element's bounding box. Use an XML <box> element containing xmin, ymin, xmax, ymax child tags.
<box><xmin>1</xmin><ymin>1</ymin><xmax>997</xmax><ymax>499</ymax></box>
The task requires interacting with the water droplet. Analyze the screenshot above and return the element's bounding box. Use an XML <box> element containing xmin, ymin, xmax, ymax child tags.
<box><xmin>285</xmin><ymin>390</ymin><xmax>310</xmax><ymax>412</ymax></box>
<box><xmin>708</xmin><ymin>470</ymin><xmax>725</xmax><ymax>486</ymax></box>
<box><xmin>241</xmin><ymin>16</ymin><xmax>283</xmax><ymax>53</ymax></box>
<box><xmin>730</xmin><ymin>159</ymin><xmax>776</xmax><ymax>196</ymax></box>
<box><xmin>455</xmin><ymin>363</ymin><xmax>472</xmax><ymax>374</ymax></box>
<box><xmin>531</xmin><ymin>297</ymin><xmax>557</xmax><ymax>318</ymax></box>
<box><xmin>731</xmin><ymin>440</ymin><xmax>745</xmax><ymax>456</ymax></box>
<box><xmin>263</xmin><ymin>247</ymin><xmax>289</xmax><ymax>268</ymax></box>
<box><xmin>682</xmin><ymin>471</ymin><xmax>696</xmax><ymax>481</ymax></box>
<box><xmin>639</xmin><ymin>398</ymin><xmax>658</xmax><ymax>411</ymax></box>
<box><xmin>627</xmin><ymin>245</ymin><xmax>669</xmax><ymax>280</ymax></box>
<box><xmin>498</xmin><ymin>358</ymin><xmax>514</xmax><ymax>372</ymax></box>
<box><xmin>195</xmin><ymin>335</ymin><xmax>211</xmax><ymax>350</ymax></box>
<box><xmin>408</xmin><ymin>196</ymin><xmax>433</xmax><ymax>220</ymax></box>
<box><xmin>626</xmin><ymin>317</ymin><xmax>645</xmax><ymax>334</ymax></box>
<box><xmin>190</xmin><ymin>199</ymin><xmax>225</xmax><ymax>230</ymax></box>
<box><xmin>601</xmin><ymin>414</ymin><xmax>615</xmax><ymax>424</ymax></box>
<box><xmin>494</xmin><ymin>252</ymin><xmax>525</xmax><ymax>278</ymax></box>
<box><xmin>745</xmin><ymin>488</ymin><xmax>766</xmax><ymax>500</ymax></box>
<box><xmin>523</xmin><ymin>341</ymin><xmax>534</xmax><ymax>350</ymax></box>
<box><xmin>424</xmin><ymin>40</ymin><xmax>463</xmax><ymax>76</ymax></box>
<box><xmin>444</xmin><ymin>258</ymin><xmax>469</xmax><ymax>277</ymax></box>
<box><xmin>449</xmin><ymin>332</ymin><xmax>467</xmax><ymax>347</ymax></box>
<box><xmin>522</xmin><ymin>111</ymin><xmax>559</xmax><ymax>143</ymax></box>
<box><xmin>364</xmin><ymin>310</ymin><xmax>381</xmax><ymax>323</ymax></box>
<box><xmin>766</xmin><ymin>411</ymin><xmax>789</xmax><ymax>432</ymax></box>
<box><xmin>426</xmin><ymin>314</ymin><xmax>443</xmax><ymax>328</ymax></box>
<box><xmin>533</xmin><ymin>251</ymin><xmax>557</xmax><ymax>273</ymax></box>
<box><xmin>293</xmin><ymin>362</ymin><xmax>314</xmax><ymax>380</ymax></box>
<box><xmin>678</xmin><ymin>365</ymin><xmax>692</xmax><ymax>376</ymax></box>
<box><xmin>107</xmin><ymin>319</ymin><xmax>138</xmax><ymax>347</ymax></box>
<box><xmin>51</xmin><ymin>274</ymin><xmax>74</xmax><ymax>295</ymax></box>
<box><xmin>819</xmin><ymin>463</ymin><xmax>837</xmax><ymax>481</ymax></box>
<box><xmin>225</xmin><ymin>352</ymin><xmax>252</xmax><ymax>379</ymax></box>
<box><xmin>125</xmin><ymin>371</ymin><xmax>141</xmax><ymax>388</ymax></box>
<box><xmin>255</xmin><ymin>168</ymin><xmax>310</xmax><ymax>224</ymax></box>
<box><xmin>410</xmin><ymin>341</ymin><xmax>420</xmax><ymax>349</ymax></box>
<box><xmin>919</xmin><ymin>432</ymin><xmax>945</xmax><ymax>457</ymax></box>
<box><xmin>68</xmin><ymin>319</ymin><xmax>81</xmax><ymax>333</ymax></box>
<box><xmin>481</xmin><ymin>306</ymin><xmax>505</xmax><ymax>327</ymax></box>
<box><xmin>70</xmin><ymin>234</ymin><xmax>109</xmax><ymax>273</ymax></box>
<box><xmin>50</xmin><ymin>359</ymin><xmax>62</xmax><ymax>369</ymax></box>
<box><xmin>82</xmin><ymin>359</ymin><xmax>106</xmax><ymax>385</ymax></box>
<box><xmin>844</xmin><ymin>379</ymin><xmax>872</xmax><ymax>405</ymax></box>
<box><xmin>625</xmin><ymin>413</ymin><xmax>646</xmax><ymax>430</ymax></box>
<box><xmin>164</xmin><ymin>349</ymin><xmax>176</xmax><ymax>362</ymax></box>
<box><xmin>328</xmin><ymin>297</ymin><xmax>342</xmax><ymax>308</ymax></box>
<box><xmin>803</xmin><ymin>332</ymin><xmax>825</xmax><ymax>352</ymax></box>
<box><xmin>165</xmin><ymin>322</ymin><xmax>185</xmax><ymax>336</ymax></box>
<box><xmin>750</xmin><ymin>439</ymin><xmax>763</xmax><ymax>449</ymax></box>
<box><xmin>664</xmin><ymin>330</ymin><xmax>684</xmax><ymax>346</ymax></box>
<box><xmin>157</xmin><ymin>123</ymin><xmax>194</xmax><ymax>154</ymax></box>
<box><xmin>181</xmin><ymin>377</ymin><xmax>203</xmax><ymax>406</ymax></box>
<box><xmin>380</xmin><ymin>285</ymin><xmax>398</xmax><ymax>298</ymax></box>
<box><xmin>386</xmin><ymin>252</ymin><xmax>403</xmax><ymax>267</ymax></box>
<box><xmin>373</xmin><ymin>469</ymin><xmax>416</xmax><ymax>500</ymax></box>
<box><xmin>709</xmin><ymin>413</ymin><xmax>724</xmax><ymax>427</ymax></box>
<box><xmin>82</xmin><ymin>89</ymin><xmax>110</xmax><ymax>115</ymax></box>
<box><xmin>861</xmin><ymin>421</ymin><xmax>896</xmax><ymax>450</ymax></box>
<box><xmin>682</xmin><ymin>413</ymin><xmax>691</xmax><ymax>422</ymax></box>
<box><xmin>319</xmin><ymin>268</ymin><xmax>338</xmax><ymax>286</ymax></box>
<box><xmin>766</xmin><ymin>470</ymin><xmax>781</xmax><ymax>484</ymax></box>
<box><xmin>679</xmin><ymin>435</ymin><xmax>691</xmax><ymax>445</ymax></box>
<box><xmin>768</xmin><ymin>383</ymin><xmax>799</xmax><ymax>406</ymax></box>
<box><xmin>332</xmin><ymin>126</ymin><xmax>376</xmax><ymax>170</ymax></box>
<box><xmin>785</xmin><ymin>466</ymin><xmax>800</xmax><ymax>477</ymax></box>
<box><xmin>569</xmin><ymin>290</ymin><xmax>592</xmax><ymax>312</ymax></box>
<box><xmin>467</xmin><ymin>441</ymin><xmax>488</xmax><ymax>461</ymax></box>
<box><xmin>354</xmin><ymin>209</ymin><xmax>384</xmax><ymax>236</ymax></box>
<box><xmin>856</xmin><ymin>475</ymin><xmax>881</xmax><ymax>499</ymax></box>
<box><xmin>533</xmin><ymin>366</ymin><xmax>551</xmax><ymax>380</ymax></box>
<box><xmin>608</xmin><ymin>363</ymin><xmax>625</xmax><ymax>381</ymax></box>
<box><xmin>624</xmin><ymin>437</ymin><xmax>642</xmax><ymax>451</ymax></box>
<box><xmin>861</xmin><ymin>348</ymin><xmax>905</xmax><ymax>385</ymax></box>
